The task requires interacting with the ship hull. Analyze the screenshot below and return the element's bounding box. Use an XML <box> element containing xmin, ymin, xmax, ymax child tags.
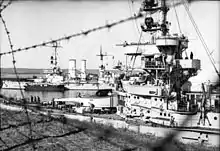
<box><xmin>24</xmin><ymin>83</ymin><xmax>65</xmax><ymax>92</ymax></box>
<box><xmin>64</xmin><ymin>83</ymin><xmax>113</xmax><ymax>96</ymax></box>
<box><xmin>116</xmin><ymin>91</ymin><xmax>220</xmax><ymax>131</ymax></box>
<box><xmin>147</xmin><ymin>108</ymin><xmax>220</xmax><ymax>130</ymax></box>
<box><xmin>64</xmin><ymin>83</ymin><xmax>113</xmax><ymax>90</ymax></box>
<box><xmin>121</xmin><ymin>81</ymin><xmax>163</xmax><ymax>96</ymax></box>
<box><xmin>1</xmin><ymin>81</ymin><xmax>26</xmax><ymax>90</ymax></box>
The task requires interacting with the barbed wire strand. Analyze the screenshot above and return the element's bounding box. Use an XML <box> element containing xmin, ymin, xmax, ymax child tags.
<box><xmin>0</xmin><ymin>101</ymin><xmax>124</xmax><ymax>150</ymax></box>
<box><xmin>0</xmin><ymin>0</ymin><xmax>11</xmax><ymax>13</ymax></box>
<box><xmin>0</xmin><ymin>1</ymin><xmax>215</xmax><ymax>151</ymax></box>
<box><xmin>0</xmin><ymin>0</ymin><xmax>4</xmax><ymax>8</ymax></box>
<box><xmin>0</xmin><ymin>100</ymin><xmax>145</xmax><ymax>150</ymax></box>
<box><xmin>0</xmin><ymin>5</ymin><xmax>36</xmax><ymax>149</ymax></box>
<box><xmin>0</xmin><ymin>4</ymin><xmax>175</xmax><ymax>151</ymax></box>
<box><xmin>1</xmin><ymin>95</ymin><xmax>194</xmax><ymax>151</ymax></box>
<box><xmin>0</xmin><ymin>0</ymin><xmax>4</xmax><ymax>133</ymax></box>
<box><xmin>0</xmin><ymin>105</ymin><xmax>81</xmax><ymax>150</ymax></box>
<box><xmin>0</xmin><ymin>13</ymin><xmax>143</xmax><ymax>56</ymax></box>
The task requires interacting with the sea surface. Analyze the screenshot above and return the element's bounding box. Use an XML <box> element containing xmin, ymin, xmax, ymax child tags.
<box><xmin>0</xmin><ymin>68</ymin><xmax>118</xmax><ymax>103</ymax></box>
<box><xmin>1</xmin><ymin>68</ymin><xmax>100</xmax><ymax>79</ymax></box>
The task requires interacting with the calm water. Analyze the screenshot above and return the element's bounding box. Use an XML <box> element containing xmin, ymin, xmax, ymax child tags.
<box><xmin>0</xmin><ymin>89</ymin><xmax>99</xmax><ymax>102</ymax></box>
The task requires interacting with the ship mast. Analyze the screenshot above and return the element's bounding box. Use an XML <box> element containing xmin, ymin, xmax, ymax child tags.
<box><xmin>44</xmin><ymin>41</ymin><xmax>62</xmax><ymax>74</ymax></box>
<box><xmin>50</xmin><ymin>42</ymin><xmax>62</xmax><ymax>74</ymax></box>
<box><xmin>117</xmin><ymin>0</ymin><xmax>201</xmax><ymax>111</ymax></box>
<box><xmin>161</xmin><ymin>0</ymin><xmax>169</xmax><ymax>36</ymax></box>
<box><xmin>96</xmin><ymin>45</ymin><xmax>106</xmax><ymax>71</ymax></box>
<box><xmin>96</xmin><ymin>45</ymin><xmax>113</xmax><ymax>78</ymax></box>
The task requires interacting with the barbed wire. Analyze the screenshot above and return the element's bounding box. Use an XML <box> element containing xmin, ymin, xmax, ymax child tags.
<box><xmin>0</xmin><ymin>13</ymin><xmax>143</xmax><ymax>56</ymax></box>
<box><xmin>0</xmin><ymin>13</ymin><xmax>26</xmax><ymax>119</ymax></box>
<box><xmin>0</xmin><ymin>99</ymin><xmax>134</xmax><ymax>150</ymax></box>
<box><xmin>0</xmin><ymin>1</ymin><xmax>219</xmax><ymax>151</ymax></box>
<box><xmin>0</xmin><ymin>4</ymin><xmax>148</xmax><ymax>151</ymax></box>
<box><xmin>0</xmin><ymin>0</ymin><xmax>11</xmax><ymax>13</ymax></box>
<box><xmin>0</xmin><ymin>99</ymin><xmax>149</xmax><ymax>150</ymax></box>
<box><xmin>0</xmin><ymin>0</ymin><xmax>4</xmax><ymax>8</ymax></box>
<box><xmin>0</xmin><ymin>103</ymin><xmax>77</xmax><ymax>150</ymax></box>
<box><xmin>0</xmin><ymin>1</ymin><xmax>35</xmax><ymax>149</ymax></box>
<box><xmin>0</xmin><ymin>95</ymin><xmax>204</xmax><ymax>151</ymax></box>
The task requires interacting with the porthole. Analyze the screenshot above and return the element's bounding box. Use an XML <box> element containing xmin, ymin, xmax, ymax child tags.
<box><xmin>160</xmin><ymin>99</ymin><xmax>162</xmax><ymax>102</ymax></box>
<box><xmin>164</xmin><ymin>113</ymin><xmax>166</xmax><ymax>116</ymax></box>
<box><xmin>160</xmin><ymin>113</ymin><xmax>162</xmax><ymax>116</ymax></box>
<box><xmin>155</xmin><ymin>98</ymin><xmax>157</xmax><ymax>101</ymax></box>
<box><xmin>168</xmin><ymin>113</ymin><xmax>170</xmax><ymax>117</ymax></box>
<box><xmin>147</xmin><ymin>110</ymin><xmax>150</xmax><ymax>113</ymax></box>
<box><xmin>134</xmin><ymin>96</ymin><xmax>136</xmax><ymax>99</ymax></box>
<box><xmin>214</xmin><ymin>116</ymin><xmax>217</xmax><ymax>120</ymax></box>
<box><xmin>137</xmin><ymin>96</ymin><xmax>139</xmax><ymax>99</ymax></box>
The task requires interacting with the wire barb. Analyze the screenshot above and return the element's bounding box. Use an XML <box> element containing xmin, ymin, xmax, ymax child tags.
<box><xmin>0</xmin><ymin>0</ymin><xmax>11</xmax><ymax>13</ymax></box>
<box><xmin>0</xmin><ymin>13</ymin><xmax>143</xmax><ymax>56</ymax></box>
<box><xmin>0</xmin><ymin>12</ymin><xmax>36</xmax><ymax>150</ymax></box>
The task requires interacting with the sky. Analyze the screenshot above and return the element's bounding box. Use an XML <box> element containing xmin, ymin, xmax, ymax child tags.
<box><xmin>0</xmin><ymin>0</ymin><xmax>219</xmax><ymax>84</ymax></box>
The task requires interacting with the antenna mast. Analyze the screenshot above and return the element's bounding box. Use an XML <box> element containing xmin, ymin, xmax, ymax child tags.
<box><xmin>161</xmin><ymin>0</ymin><xmax>169</xmax><ymax>36</ymax></box>
<box><xmin>96</xmin><ymin>45</ymin><xmax>113</xmax><ymax>70</ymax></box>
<box><xmin>47</xmin><ymin>41</ymin><xmax>62</xmax><ymax>74</ymax></box>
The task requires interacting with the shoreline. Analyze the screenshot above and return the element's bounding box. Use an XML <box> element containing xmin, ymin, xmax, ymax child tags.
<box><xmin>1</xmin><ymin>102</ymin><xmax>219</xmax><ymax>147</ymax></box>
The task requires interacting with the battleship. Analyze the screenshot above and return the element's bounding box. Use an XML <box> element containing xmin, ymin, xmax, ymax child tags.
<box><xmin>0</xmin><ymin>47</ymin><xmax>115</xmax><ymax>94</ymax></box>
<box><xmin>64</xmin><ymin>47</ymin><xmax>114</xmax><ymax>96</ymax></box>
<box><xmin>115</xmin><ymin>0</ymin><xmax>220</xmax><ymax>134</ymax></box>
<box><xmin>24</xmin><ymin>42</ymin><xmax>66</xmax><ymax>92</ymax></box>
<box><xmin>0</xmin><ymin>1</ymin><xmax>220</xmax><ymax>150</ymax></box>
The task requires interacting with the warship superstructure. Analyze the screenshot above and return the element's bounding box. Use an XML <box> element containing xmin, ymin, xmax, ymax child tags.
<box><xmin>24</xmin><ymin>42</ymin><xmax>65</xmax><ymax>92</ymax></box>
<box><xmin>64</xmin><ymin>47</ymin><xmax>114</xmax><ymax>96</ymax></box>
<box><xmin>116</xmin><ymin>0</ymin><xmax>220</xmax><ymax>131</ymax></box>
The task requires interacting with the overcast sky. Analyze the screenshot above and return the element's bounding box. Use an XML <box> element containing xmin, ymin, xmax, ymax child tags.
<box><xmin>0</xmin><ymin>0</ymin><xmax>219</xmax><ymax>83</ymax></box>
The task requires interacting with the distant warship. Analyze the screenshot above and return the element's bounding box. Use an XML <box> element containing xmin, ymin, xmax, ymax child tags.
<box><xmin>24</xmin><ymin>42</ymin><xmax>65</xmax><ymax>92</ymax></box>
<box><xmin>64</xmin><ymin>47</ymin><xmax>113</xmax><ymax>96</ymax></box>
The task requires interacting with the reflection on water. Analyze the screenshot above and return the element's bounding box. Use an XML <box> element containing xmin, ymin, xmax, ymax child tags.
<box><xmin>0</xmin><ymin>89</ymin><xmax>98</xmax><ymax>102</ymax></box>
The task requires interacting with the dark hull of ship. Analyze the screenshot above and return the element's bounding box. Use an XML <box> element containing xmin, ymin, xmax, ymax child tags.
<box><xmin>64</xmin><ymin>89</ymin><xmax>113</xmax><ymax>97</ymax></box>
<box><xmin>95</xmin><ymin>89</ymin><xmax>113</xmax><ymax>96</ymax></box>
<box><xmin>24</xmin><ymin>84</ymin><xmax>65</xmax><ymax>92</ymax></box>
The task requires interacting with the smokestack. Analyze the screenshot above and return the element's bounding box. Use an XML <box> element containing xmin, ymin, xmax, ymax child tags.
<box><xmin>81</xmin><ymin>59</ymin><xmax>86</xmax><ymax>81</ymax></box>
<box><xmin>68</xmin><ymin>59</ymin><xmax>76</xmax><ymax>79</ymax></box>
